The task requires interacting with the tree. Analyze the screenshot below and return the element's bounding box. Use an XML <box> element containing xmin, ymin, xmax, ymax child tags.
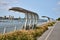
<box><xmin>56</xmin><ymin>18</ymin><xmax>60</xmax><ymax>21</ymax></box>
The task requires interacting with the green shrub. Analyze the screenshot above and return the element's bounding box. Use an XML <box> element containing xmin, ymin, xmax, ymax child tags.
<box><xmin>52</xmin><ymin>22</ymin><xmax>55</xmax><ymax>23</ymax></box>
<box><xmin>0</xmin><ymin>30</ymin><xmax>35</xmax><ymax>40</ymax></box>
<box><xmin>34</xmin><ymin>29</ymin><xmax>44</xmax><ymax>37</ymax></box>
<box><xmin>47</xmin><ymin>22</ymin><xmax>56</xmax><ymax>26</ymax></box>
<box><xmin>47</xmin><ymin>23</ymin><xmax>53</xmax><ymax>26</ymax></box>
<box><xmin>0</xmin><ymin>22</ymin><xmax>56</xmax><ymax>40</ymax></box>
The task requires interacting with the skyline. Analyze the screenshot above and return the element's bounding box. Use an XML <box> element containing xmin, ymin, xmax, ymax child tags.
<box><xmin>0</xmin><ymin>0</ymin><xmax>60</xmax><ymax>19</ymax></box>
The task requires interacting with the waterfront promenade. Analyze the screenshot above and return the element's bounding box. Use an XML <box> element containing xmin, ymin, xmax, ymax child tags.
<box><xmin>37</xmin><ymin>21</ymin><xmax>60</xmax><ymax>40</ymax></box>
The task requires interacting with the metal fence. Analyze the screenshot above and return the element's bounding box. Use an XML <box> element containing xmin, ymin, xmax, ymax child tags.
<box><xmin>0</xmin><ymin>25</ymin><xmax>23</xmax><ymax>34</ymax></box>
<box><xmin>0</xmin><ymin>20</ymin><xmax>24</xmax><ymax>34</ymax></box>
<box><xmin>0</xmin><ymin>19</ymin><xmax>47</xmax><ymax>34</ymax></box>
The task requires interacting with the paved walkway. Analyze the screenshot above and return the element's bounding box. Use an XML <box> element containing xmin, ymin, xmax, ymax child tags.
<box><xmin>37</xmin><ymin>21</ymin><xmax>60</xmax><ymax>40</ymax></box>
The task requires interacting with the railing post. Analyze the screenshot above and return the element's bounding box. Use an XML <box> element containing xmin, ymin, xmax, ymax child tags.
<box><xmin>33</xmin><ymin>14</ymin><xmax>34</xmax><ymax>29</ymax></box>
<box><xmin>24</xmin><ymin>13</ymin><xmax>28</xmax><ymax>30</ymax></box>
<box><xmin>29</xmin><ymin>14</ymin><xmax>32</xmax><ymax>29</ymax></box>
<box><xmin>14</xmin><ymin>26</ymin><xmax>17</xmax><ymax>31</ymax></box>
<box><xmin>31</xmin><ymin>14</ymin><xmax>33</xmax><ymax>29</ymax></box>
<box><xmin>3</xmin><ymin>27</ymin><xmax>6</xmax><ymax>34</ymax></box>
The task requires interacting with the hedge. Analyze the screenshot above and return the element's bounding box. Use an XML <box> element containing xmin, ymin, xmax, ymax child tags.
<box><xmin>0</xmin><ymin>22</ymin><xmax>55</xmax><ymax>40</ymax></box>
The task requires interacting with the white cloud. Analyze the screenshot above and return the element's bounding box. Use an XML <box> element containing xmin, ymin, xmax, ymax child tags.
<box><xmin>52</xmin><ymin>7</ymin><xmax>60</xmax><ymax>16</ymax></box>
<box><xmin>57</xmin><ymin>1</ymin><xmax>60</xmax><ymax>5</ymax></box>
<box><xmin>0</xmin><ymin>1</ymin><xmax>8</xmax><ymax>6</ymax></box>
<box><xmin>53</xmin><ymin>7</ymin><xmax>60</xmax><ymax>11</ymax></box>
<box><xmin>0</xmin><ymin>0</ymin><xmax>19</xmax><ymax>11</ymax></box>
<box><xmin>0</xmin><ymin>0</ymin><xmax>19</xmax><ymax>6</ymax></box>
<box><xmin>53</xmin><ymin>1</ymin><xmax>60</xmax><ymax>14</ymax></box>
<box><xmin>52</xmin><ymin>8</ymin><xmax>60</xmax><ymax>18</ymax></box>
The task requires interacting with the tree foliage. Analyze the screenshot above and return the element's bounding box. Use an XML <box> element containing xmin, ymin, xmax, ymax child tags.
<box><xmin>56</xmin><ymin>18</ymin><xmax>60</xmax><ymax>21</ymax></box>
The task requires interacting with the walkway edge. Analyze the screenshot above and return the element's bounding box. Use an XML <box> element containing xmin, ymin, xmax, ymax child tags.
<box><xmin>45</xmin><ymin>22</ymin><xmax>57</xmax><ymax>40</ymax></box>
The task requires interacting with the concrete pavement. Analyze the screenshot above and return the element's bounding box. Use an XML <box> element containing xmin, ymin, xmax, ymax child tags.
<box><xmin>37</xmin><ymin>21</ymin><xmax>60</xmax><ymax>40</ymax></box>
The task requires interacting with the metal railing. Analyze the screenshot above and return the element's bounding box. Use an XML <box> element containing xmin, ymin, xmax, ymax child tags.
<box><xmin>0</xmin><ymin>19</ymin><xmax>47</xmax><ymax>34</ymax></box>
<box><xmin>0</xmin><ymin>20</ymin><xmax>23</xmax><ymax>34</ymax></box>
<box><xmin>0</xmin><ymin>25</ymin><xmax>23</xmax><ymax>34</ymax></box>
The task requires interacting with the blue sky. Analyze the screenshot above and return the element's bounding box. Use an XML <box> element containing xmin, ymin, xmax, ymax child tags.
<box><xmin>0</xmin><ymin>0</ymin><xmax>60</xmax><ymax>19</ymax></box>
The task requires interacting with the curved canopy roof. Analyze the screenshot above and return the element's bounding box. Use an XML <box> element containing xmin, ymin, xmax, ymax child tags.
<box><xmin>9</xmin><ymin>7</ymin><xmax>39</xmax><ymax>18</ymax></box>
<box><xmin>9</xmin><ymin>7</ymin><xmax>36</xmax><ymax>14</ymax></box>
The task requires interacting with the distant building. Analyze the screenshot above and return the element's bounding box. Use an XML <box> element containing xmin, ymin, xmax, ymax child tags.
<box><xmin>9</xmin><ymin>15</ymin><xmax>14</xmax><ymax>20</ymax></box>
<box><xmin>0</xmin><ymin>15</ymin><xmax>21</xmax><ymax>20</ymax></box>
<box><xmin>18</xmin><ymin>17</ymin><xmax>21</xmax><ymax>19</ymax></box>
<box><xmin>4</xmin><ymin>16</ymin><xmax>6</xmax><ymax>18</ymax></box>
<box><xmin>0</xmin><ymin>17</ymin><xmax>3</xmax><ymax>19</ymax></box>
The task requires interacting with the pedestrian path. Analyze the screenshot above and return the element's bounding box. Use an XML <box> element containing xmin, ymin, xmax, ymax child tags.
<box><xmin>37</xmin><ymin>21</ymin><xmax>60</xmax><ymax>40</ymax></box>
<box><xmin>46</xmin><ymin>21</ymin><xmax>60</xmax><ymax>40</ymax></box>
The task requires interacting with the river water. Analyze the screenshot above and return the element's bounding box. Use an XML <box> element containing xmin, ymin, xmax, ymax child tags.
<box><xmin>0</xmin><ymin>19</ymin><xmax>47</xmax><ymax>34</ymax></box>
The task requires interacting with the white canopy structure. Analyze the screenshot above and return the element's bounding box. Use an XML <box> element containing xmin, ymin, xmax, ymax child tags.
<box><xmin>42</xmin><ymin>16</ymin><xmax>51</xmax><ymax>22</ymax></box>
<box><xmin>9</xmin><ymin>7</ymin><xmax>39</xmax><ymax>30</ymax></box>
